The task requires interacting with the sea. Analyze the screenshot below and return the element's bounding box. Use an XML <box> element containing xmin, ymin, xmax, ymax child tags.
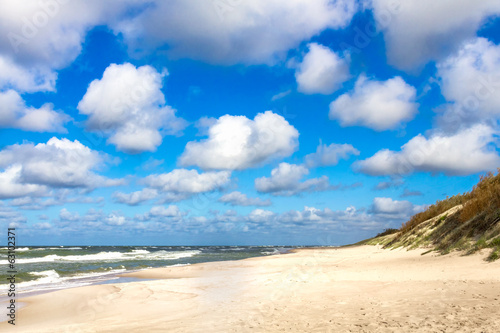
<box><xmin>1</xmin><ymin>245</ymin><xmax>293</xmax><ymax>298</ymax></box>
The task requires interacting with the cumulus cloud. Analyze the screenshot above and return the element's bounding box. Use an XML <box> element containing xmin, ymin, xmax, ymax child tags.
<box><xmin>0</xmin><ymin>1</ymin><xmax>141</xmax><ymax>91</ymax></box>
<box><xmin>436</xmin><ymin>38</ymin><xmax>500</xmax><ymax>131</ymax></box>
<box><xmin>370</xmin><ymin>0</ymin><xmax>500</xmax><ymax>70</ymax></box>
<box><xmin>0</xmin><ymin>137</ymin><xmax>121</xmax><ymax>199</ymax></box>
<box><xmin>143</xmin><ymin>169</ymin><xmax>231</xmax><ymax>198</ymax></box>
<box><xmin>8</xmin><ymin>191</ymin><xmax>104</xmax><ymax>210</ymax></box>
<box><xmin>149</xmin><ymin>205</ymin><xmax>181</xmax><ymax>217</ymax></box>
<box><xmin>356</xmin><ymin>124</ymin><xmax>500</xmax><ymax>176</ymax></box>
<box><xmin>255</xmin><ymin>163</ymin><xmax>336</xmax><ymax>196</ymax></box>
<box><xmin>295</xmin><ymin>43</ymin><xmax>350</xmax><ymax>94</ymax></box>
<box><xmin>329</xmin><ymin>75</ymin><xmax>418</xmax><ymax>131</ymax></box>
<box><xmin>0</xmin><ymin>55</ymin><xmax>56</xmax><ymax>92</ymax></box>
<box><xmin>106</xmin><ymin>213</ymin><xmax>126</xmax><ymax>226</ymax></box>
<box><xmin>370</xmin><ymin>197</ymin><xmax>415</xmax><ymax>218</ymax></box>
<box><xmin>59</xmin><ymin>208</ymin><xmax>79</xmax><ymax>221</ymax></box>
<box><xmin>272</xmin><ymin>202</ymin><xmax>414</xmax><ymax>231</ymax></box>
<box><xmin>57</xmin><ymin>208</ymin><xmax>130</xmax><ymax>229</ymax></box>
<box><xmin>218</xmin><ymin>191</ymin><xmax>271</xmax><ymax>207</ymax></box>
<box><xmin>0</xmin><ymin>90</ymin><xmax>69</xmax><ymax>132</ymax></box>
<box><xmin>304</xmin><ymin>142</ymin><xmax>359</xmax><ymax>168</ymax></box>
<box><xmin>179</xmin><ymin>111</ymin><xmax>299</xmax><ymax>170</ymax></box>
<box><xmin>113</xmin><ymin>0</ymin><xmax>357</xmax><ymax>65</ymax></box>
<box><xmin>37</xmin><ymin>201</ymin><xmax>420</xmax><ymax>238</ymax></box>
<box><xmin>113</xmin><ymin>188</ymin><xmax>158</xmax><ymax>206</ymax></box>
<box><xmin>248</xmin><ymin>209</ymin><xmax>275</xmax><ymax>223</ymax></box>
<box><xmin>0</xmin><ymin>166</ymin><xmax>47</xmax><ymax>199</ymax></box>
<box><xmin>78</xmin><ymin>63</ymin><xmax>187</xmax><ymax>153</ymax></box>
<box><xmin>135</xmin><ymin>205</ymin><xmax>183</xmax><ymax>222</ymax></box>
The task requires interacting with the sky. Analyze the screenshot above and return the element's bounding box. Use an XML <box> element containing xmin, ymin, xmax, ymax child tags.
<box><xmin>1</xmin><ymin>0</ymin><xmax>500</xmax><ymax>246</ymax></box>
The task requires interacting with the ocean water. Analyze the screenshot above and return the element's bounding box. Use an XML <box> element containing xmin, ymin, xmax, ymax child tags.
<box><xmin>1</xmin><ymin>246</ymin><xmax>291</xmax><ymax>296</ymax></box>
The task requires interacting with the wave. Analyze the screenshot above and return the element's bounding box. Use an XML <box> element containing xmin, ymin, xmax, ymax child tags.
<box><xmin>14</xmin><ymin>269</ymin><xmax>127</xmax><ymax>294</ymax></box>
<box><xmin>219</xmin><ymin>247</ymin><xmax>245</xmax><ymax>251</ymax></box>
<box><xmin>0</xmin><ymin>247</ymin><xmax>27</xmax><ymax>250</ymax></box>
<box><xmin>0</xmin><ymin>246</ymin><xmax>30</xmax><ymax>251</ymax></box>
<box><xmin>47</xmin><ymin>247</ymin><xmax>83</xmax><ymax>250</ymax></box>
<box><xmin>14</xmin><ymin>250</ymin><xmax>201</xmax><ymax>264</ymax></box>
<box><xmin>261</xmin><ymin>248</ymin><xmax>281</xmax><ymax>255</ymax></box>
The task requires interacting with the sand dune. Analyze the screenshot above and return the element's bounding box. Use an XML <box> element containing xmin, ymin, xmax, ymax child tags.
<box><xmin>2</xmin><ymin>245</ymin><xmax>500</xmax><ymax>332</ymax></box>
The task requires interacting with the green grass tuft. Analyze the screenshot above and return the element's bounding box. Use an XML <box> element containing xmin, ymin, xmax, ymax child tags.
<box><xmin>487</xmin><ymin>249</ymin><xmax>499</xmax><ymax>262</ymax></box>
<box><xmin>489</xmin><ymin>237</ymin><xmax>500</xmax><ymax>247</ymax></box>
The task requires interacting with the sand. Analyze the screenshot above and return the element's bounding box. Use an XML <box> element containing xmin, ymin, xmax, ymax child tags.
<box><xmin>2</xmin><ymin>245</ymin><xmax>500</xmax><ymax>332</ymax></box>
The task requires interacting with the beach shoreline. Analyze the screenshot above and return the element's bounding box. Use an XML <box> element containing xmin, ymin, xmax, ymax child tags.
<box><xmin>2</xmin><ymin>245</ymin><xmax>500</xmax><ymax>332</ymax></box>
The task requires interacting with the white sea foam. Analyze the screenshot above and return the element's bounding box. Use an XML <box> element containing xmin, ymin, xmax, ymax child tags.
<box><xmin>262</xmin><ymin>248</ymin><xmax>281</xmax><ymax>255</ymax></box>
<box><xmin>47</xmin><ymin>247</ymin><xmax>83</xmax><ymax>250</ymax></box>
<box><xmin>20</xmin><ymin>270</ymin><xmax>62</xmax><ymax>287</ymax></box>
<box><xmin>13</xmin><ymin>269</ymin><xmax>127</xmax><ymax>294</ymax></box>
<box><xmin>130</xmin><ymin>249</ymin><xmax>150</xmax><ymax>254</ymax></box>
<box><xmin>14</xmin><ymin>250</ymin><xmax>201</xmax><ymax>264</ymax></box>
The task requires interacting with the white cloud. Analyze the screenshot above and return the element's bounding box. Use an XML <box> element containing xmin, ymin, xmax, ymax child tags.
<box><xmin>279</xmin><ymin>206</ymin><xmax>323</xmax><ymax>224</ymax></box>
<box><xmin>248</xmin><ymin>209</ymin><xmax>275</xmax><ymax>223</ymax></box>
<box><xmin>106</xmin><ymin>213</ymin><xmax>126</xmax><ymax>226</ymax></box>
<box><xmin>0</xmin><ymin>165</ymin><xmax>47</xmax><ymax>199</ymax></box>
<box><xmin>0</xmin><ymin>55</ymin><xmax>56</xmax><ymax>92</ymax></box>
<box><xmin>179</xmin><ymin>111</ymin><xmax>299</xmax><ymax>170</ymax></box>
<box><xmin>7</xmin><ymin>190</ymin><xmax>104</xmax><ymax>210</ymax></box>
<box><xmin>295</xmin><ymin>43</ymin><xmax>350</xmax><ymax>94</ymax></box>
<box><xmin>0</xmin><ymin>90</ymin><xmax>69</xmax><ymax>132</ymax></box>
<box><xmin>113</xmin><ymin>0</ymin><xmax>357</xmax><ymax>65</ymax></box>
<box><xmin>40</xmin><ymin>200</ymin><xmax>420</xmax><ymax>237</ymax></box>
<box><xmin>57</xmin><ymin>208</ymin><xmax>131</xmax><ymax>228</ymax></box>
<box><xmin>135</xmin><ymin>205</ymin><xmax>183</xmax><ymax>222</ymax></box>
<box><xmin>304</xmin><ymin>142</ymin><xmax>359</xmax><ymax>168</ymax></box>
<box><xmin>144</xmin><ymin>169</ymin><xmax>231</xmax><ymax>194</ymax></box>
<box><xmin>113</xmin><ymin>188</ymin><xmax>158</xmax><ymax>206</ymax></box>
<box><xmin>329</xmin><ymin>75</ymin><xmax>418</xmax><ymax>131</ymax></box>
<box><xmin>436</xmin><ymin>38</ymin><xmax>500</xmax><ymax>130</ymax></box>
<box><xmin>255</xmin><ymin>163</ymin><xmax>334</xmax><ymax>196</ymax></box>
<box><xmin>0</xmin><ymin>1</ymin><xmax>141</xmax><ymax>92</ymax></box>
<box><xmin>356</xmin><ymin>124</ymin><xmax>500</xmax><ymax>176</ymax></box>
<box><xmin>59</xmin><ymin>208</ymin><xmax>79</xmax><ymax>221</ymax></box>
<box><xmin>371</xmin><ymin>197</ymin><xmax>414</xmax><ymax>217</ymax></box>
<box><xmin>370</xmin><ymin>0</ymin><xmax>500</xmax><ymax>70</ymax></box>
<box><xmin>0</xmin><ymin>138</ymin><xmax>121</xmax><ymax>198</ymax></box>
<box><xmin>78</xmin><ymin>63</ymin><xmax>187</xmax><ymax>153</ymax></box>
<box><xmin>218</xmin><ymin>191</ymin><xmax>271</xmax><ymax>207</ymax></box>
<box><xmin>149</xmin><ymin>205</ymin><xmax>181</xmax><ymax>218</ymax></box>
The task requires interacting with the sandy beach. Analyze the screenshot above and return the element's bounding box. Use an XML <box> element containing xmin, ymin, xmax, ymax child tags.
<box><xmin>3</xmin><ymin>245</ymin><xmax>500</xmax><ymax>332</ymax></box>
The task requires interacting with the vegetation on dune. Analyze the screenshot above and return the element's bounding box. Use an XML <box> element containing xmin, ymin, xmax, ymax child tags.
<box><xmin>365</xmin><ymin>170</ymin><xmax>500</xmax><ymax>261</ymax></box>
<box><xmin>375</xmin><ymin>228</ymin><xmax>399</xmax><ymax>238</ymax></box>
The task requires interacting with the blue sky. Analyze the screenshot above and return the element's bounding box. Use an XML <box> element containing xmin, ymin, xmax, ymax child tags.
<box><xmin>1</xmin><ymin>1</ymin><xmax>500</xmax><ymax>245</ymax></box>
